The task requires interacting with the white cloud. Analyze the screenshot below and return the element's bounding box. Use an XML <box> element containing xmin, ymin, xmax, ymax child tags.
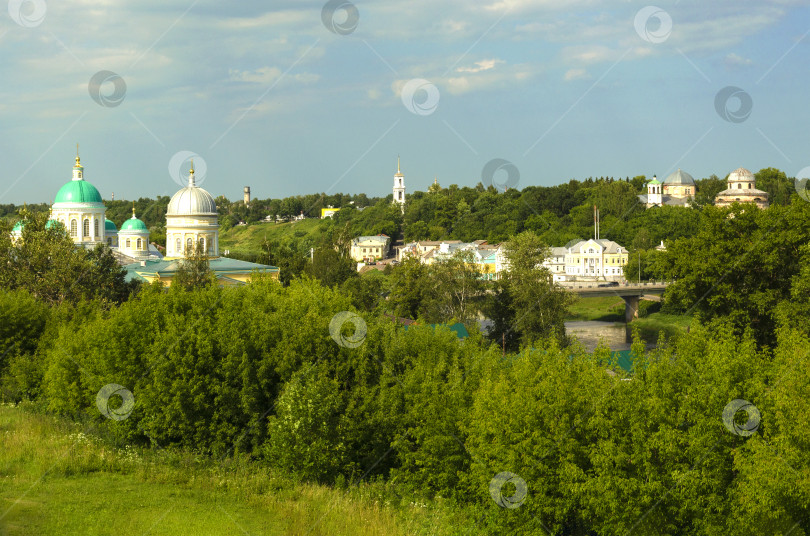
<box><xmin>564</xmin><ymin>68</ymin><xmax>590</xmax><ymax>81</ymax></box>
<box><xmin>724</xmin><ymin>53</ymin><xmax>754</xmax><ymax>67</ymax></box>
<box><xmin>456</xmin><ymin>59</ymin><xmax>504</xmax><ymax>73</ymax></box>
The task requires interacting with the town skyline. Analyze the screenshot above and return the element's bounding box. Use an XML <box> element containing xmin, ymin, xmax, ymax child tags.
<box><xmin>1</xmin><ymin>1</ymin><xmax>809</xmax><ymax>204</ymax></box>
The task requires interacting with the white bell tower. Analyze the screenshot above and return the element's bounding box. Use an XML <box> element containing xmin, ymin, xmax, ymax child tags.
<box><xmin>392</xmin><ymin>156</ymin><xmax>405</xmax><ymax>213</ymax></box>
<box><xmin>646</xmin><ymin>175</ymin><xmax>662</xmax><ymax>207</ymax></box>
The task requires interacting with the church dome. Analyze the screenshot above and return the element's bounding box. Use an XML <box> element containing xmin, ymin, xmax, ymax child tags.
<box><xmin>105</xmin><ymin>219</ymin><xmax>118</xmax><ymax>233</ymax></box>
<box><xmin>663</xmin><ymin>169</ymin><xmax>695</xmax><ymax>186</ymax></box>
<box><xmin>728</xmin><ymin>167</ymin><xmax>755</xmax><ymax>182</ymax></box>
<box><xmin>54</xmin><ymin>180</ymin><xmax>103</xmax><ymax>204</ymax></box>
<box><xmin>167</xmin><ymin>167</ymin><xmax>217</xmax><ymax>216</ymax></box>
<box><xmin>120</xmin><ymin>216</ymin><xmax>148</xmax><ymax>233</ymax></box>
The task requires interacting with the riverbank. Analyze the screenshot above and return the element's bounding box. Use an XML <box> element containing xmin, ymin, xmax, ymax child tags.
<box><xmin>566</xmin><ymin>297</ymin><xmax>691</xmax><ymax>351</ymax></box>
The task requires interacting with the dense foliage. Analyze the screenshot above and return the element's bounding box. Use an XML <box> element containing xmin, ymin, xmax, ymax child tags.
<box><xmin>1</xmin><ymin>167</ymin><xmax>807</xmax><ymax>534</ymax></box>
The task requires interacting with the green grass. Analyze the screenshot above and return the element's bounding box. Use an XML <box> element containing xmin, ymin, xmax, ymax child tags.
<box><xmin>630</xmin><ymin>312</ymin><xmax>693</xmax><ymax>343</ymax></box>
<box><xmin>567</xmin><ymin>296</ymin><xmax>626</xmax><ymax>322</ymax></box>
<box><xmin>0</xmin><ymin>405</ymin><xmax>470</xmax><ymax>536</ymax></box>
<box><xmin>219</xmin><ymin>219</ymin><xmax>326</xmax><ymax>252</ymax></box>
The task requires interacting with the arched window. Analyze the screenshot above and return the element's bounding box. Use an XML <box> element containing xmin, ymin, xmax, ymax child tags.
<box><xmin>125</xmin><ymin>238</ymin><xmax>131</xmax><ymax>248</ymax></box>
<box><xmin>136</xmin><ymin>238</ymin><xmax>142</xmax><ymax>250</ymax></box>
<box><xmin>70</xmin><ymin>219</ymin><xmax>78</xmax><ymax>237</ymax></box>
<box><xmin>83</xmin><ymin>219</ymin><xmax>90</xmax><ymax>237</ymax></box>
<box><xmin>199</xmin><ymin>237</ymin><xmax>205</xmax><ymax>252</ymax></box>
<box><xmin>186</xmin><ymin>237</ymin><xmax>193</xmax><ymax>252</ymax></box>
<box><xmin>737</xmin><ymin>183</ymin><xmax>742</xmax><ymax>189</ymax></box>
<box><xmin>107</xmin><ymin>237</ymin><xmax>111</xmax><ymax>245</ymax></box>
<box><xmin>94</xmin><ymin>219</ymin><xmax>99</xmax><ymax>237</ymax></box>
<box><xmin>175</xmin><ymin>238</ymin><xmax>181</xmax><ymax>253</ymax></box>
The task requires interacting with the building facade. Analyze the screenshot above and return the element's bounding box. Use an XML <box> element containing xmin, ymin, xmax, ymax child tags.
<box><xmin>714</xmin><ymin>167</ymin><xmax>769</xmax><ymax>209</ymax></box>
<box><xmin>564</xmin><ymin>238</ymin><xmax>628</xmax><ymax>281</ymax></box>
<box><xmin>350</xmin><ymin>235</ymin><xmax>390</xmax><ymax>261</ymax></box>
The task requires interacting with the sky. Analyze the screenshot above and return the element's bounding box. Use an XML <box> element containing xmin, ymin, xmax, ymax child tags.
<box><xmin>1</xmin><ymin>0</ymin><xmax>809</xmax><ymax>204</ymax></box>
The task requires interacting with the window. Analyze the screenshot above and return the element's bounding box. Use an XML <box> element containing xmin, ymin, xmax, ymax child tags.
<box><xmin>107</xmin><ymin>237</ymin><xmax>111</xmax><ymax>245</ymax></box>
<box><xmin>83</xmin><ymin>219</ymin><xmax>90</xmax><ymax>237</ymax></box>
<box><xmin>175</xmin><ymin>238</ymin><xmax>181</xmax><ymax>252</ymax></box>
<box><xmin>186</xmin><ymin>238</ymin><xmax>193</xmax><ymax>252</ymax></box>
<box><xmin>95</xmin><ymin>219</ymin><xmax>99</xmax><ymax>237</ymax></box>
<box><xmin>136</xmin><ymin>238</ymin><xmax>142</xmax><ymax>249</ymax></box>
<box><xmin>70</xmin><ymin>219</ymin><xmax>77</xmax><ymax>237</ymax></box>
<box><xmin>125</xmin><ymin>238</ymin><xmax>131</xmax><ymax>248</ymax></box>
<box><xmin>737</xmin><ymin>183</ymin><xmax>742</xmax><ymax>189</ymax></box>
<box><xmin>199</xmin><ymin>237</ymin><xmax>205</xmax><ymax>252</ymax></box>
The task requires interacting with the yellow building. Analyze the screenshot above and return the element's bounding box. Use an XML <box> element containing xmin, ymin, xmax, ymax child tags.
<box><xmin>350</xmin><ymin>235</ymin><xmax>390</xmax><ymax>261</ymax></box>
<box><xmin>564</xmin><ymin>238</ymin><xmax>629</xmax><ymax>281</ymax></box>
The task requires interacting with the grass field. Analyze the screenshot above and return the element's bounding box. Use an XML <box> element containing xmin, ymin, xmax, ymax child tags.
<box><xmin>0</xmin><ymin>405</ymin><xmax>470</xmax><ymax>536</ymax></box>
<box><xmin>566</xmin><ymin>296</ymin><xmax>627</xmax><ymax>322</ymax></box>
<box><xmin>630</xmin><ymin>312</ymin><xmax>693</xmax><ymax>343</ymax></box>
<box><xmin>219</xmin><ymin>219</ymin><xmax>326</xmax><ymax>253</ymax></box>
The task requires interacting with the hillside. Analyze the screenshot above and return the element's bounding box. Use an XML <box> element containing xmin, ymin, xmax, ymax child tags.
<box><xmin>218</xmin><ymin>218</ymin><xmax>327</xmax><ymax>253</ymax></box>
<box><xmin>0</xmin><ymin>404</ymin><xmax>469</xmax><ymax>536</ymax></box>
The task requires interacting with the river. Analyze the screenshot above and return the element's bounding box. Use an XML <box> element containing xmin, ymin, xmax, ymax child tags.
<box><xmin>565</xmin><ymin>321</ymin><xmax>634</xmax><ymax>352</ymax></box>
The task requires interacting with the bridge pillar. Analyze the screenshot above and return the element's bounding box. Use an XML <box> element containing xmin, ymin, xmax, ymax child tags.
<box><xmin>622</xmin><ymin>295</ymin><xmax>640</xmax><ymax>323</ymax></box>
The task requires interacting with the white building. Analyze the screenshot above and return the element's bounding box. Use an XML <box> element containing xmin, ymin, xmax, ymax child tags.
<box><xmin>164</xmin><ymin>161</ymin><xmax>220</xmax><ymax>259</ymax></box>
<box><xmin>49</xmin><ymin>152</ymin><xmax>107</xmax><ymax>248</ymax></box>
<box><xmin>543</xmin><ymin>247</ymin><xmax>568</xmax><ymax>282</ymax></box>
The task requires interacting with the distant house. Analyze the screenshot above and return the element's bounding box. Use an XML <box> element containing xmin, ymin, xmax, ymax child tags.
<box><xmin>564</xmin><ymin>238</ymin><xmax>628</xmax><ymax>281</ymax></box>
<box><xmin>350</xmin><ymin>234</ymin><xmax>390</xmax><ymax>261</ymax></box>
<box><xmin>543</xmin><ymin>247</ymin><xmax>568</xmax><ymax>282</ymax></box>
<box><xmin>321</xmin><ymin>207</ymin><xmax>339</xmax><ymax>219</ymax></box>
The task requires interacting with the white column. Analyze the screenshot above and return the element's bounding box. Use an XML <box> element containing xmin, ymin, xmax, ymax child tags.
<box><xmin>90</xmin><ymin>215</ymin><xmax>96</xmax><ymax>241</ymax></box>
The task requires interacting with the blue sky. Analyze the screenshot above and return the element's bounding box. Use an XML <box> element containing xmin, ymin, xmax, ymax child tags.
<box><xmin>1</xmin><ymin>0</ymin><xmax>809</xmax><ymax>204</ymax></box>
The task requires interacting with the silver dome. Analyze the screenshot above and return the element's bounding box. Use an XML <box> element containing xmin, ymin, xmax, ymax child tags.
<box><xmin>167</xmin><ymin>171</ymin><xmax>217</xmax><ymax>216</ymax></box>
<box><xmin>663</xmin><ymin>168</ymin><xmax>695</xmax><ymax>186</ymax></box>
<box><xmin>727</xmin><ymin>167</ymin><xmax>755</xmax><ymax>182</ymax></box>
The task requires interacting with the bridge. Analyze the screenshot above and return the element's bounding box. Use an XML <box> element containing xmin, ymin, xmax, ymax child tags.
<box><xmin>560</xmin><ymin>281</ymin><xmax>672</xmax><ymax>322</ymax></box>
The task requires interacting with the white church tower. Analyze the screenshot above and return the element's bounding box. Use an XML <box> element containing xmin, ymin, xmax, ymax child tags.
<box><xmin>392</xmin><ymin>156</ymin><xmax>405</xmax><ymax>213</ymax></box>
<box><xmin>646</xmin><ymin>175</ymin><xmax>662</xmax><ymax>207</ymax></box>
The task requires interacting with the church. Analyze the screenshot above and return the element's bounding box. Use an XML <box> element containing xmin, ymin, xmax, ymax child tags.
<box><xmin>639</xmin><ymin>169</ymin><xmax>697</xmax><ymax>208</ymax></box>
<box><xmin>14</xmin><ymin>150</ymin><xmax>279</xmax><ymax>286</ymax></box>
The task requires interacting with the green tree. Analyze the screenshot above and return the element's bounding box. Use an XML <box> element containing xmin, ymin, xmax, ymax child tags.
<box><xmin>486</xmin><ymin>231</ymin><xmax>573</xmax><ymax>350</ymax></box>
<box><xmin>172</xmin><ymin>241</ymin><xmax>216</xmax><ymax>290</ymax></box>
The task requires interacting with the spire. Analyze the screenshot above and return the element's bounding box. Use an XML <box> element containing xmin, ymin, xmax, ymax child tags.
<box><xmin>72</xmin><ymin>144</ymin><xmax>84</xmax><ymax>180</ymax></box>
<box><xmin>132</xmin><ymin>202</ymin><xmax>136</xmax><ymax>219</ymax></box>
<box><xmin>397</xmin><ymin>155</ymin><xmax>400</xmax><ymax>174</ymax></box>
<box><xmin>188</xmin><ymin>159</ymin><xmax>196</xmax><ymax>187</ymax></box>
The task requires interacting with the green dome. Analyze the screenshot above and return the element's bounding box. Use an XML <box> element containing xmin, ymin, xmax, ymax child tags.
<box><xmin>54</xmin><ymin>180</ymin><xmax>103</xmax><ymax>204</ymax></box>
<box><xmin>105</xmin><ymin>219</ymin><xmax>118</xmax><ymax>232</ymax></box>
<box><xmin>46</xmin><ymin>219</ymin><xmax>59</xmax><ymax>229</ymax></box>
<box><xmin>120</xmin><ymin>216</ymin><xmax>148</xmax><ymax>233</ymax></box>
